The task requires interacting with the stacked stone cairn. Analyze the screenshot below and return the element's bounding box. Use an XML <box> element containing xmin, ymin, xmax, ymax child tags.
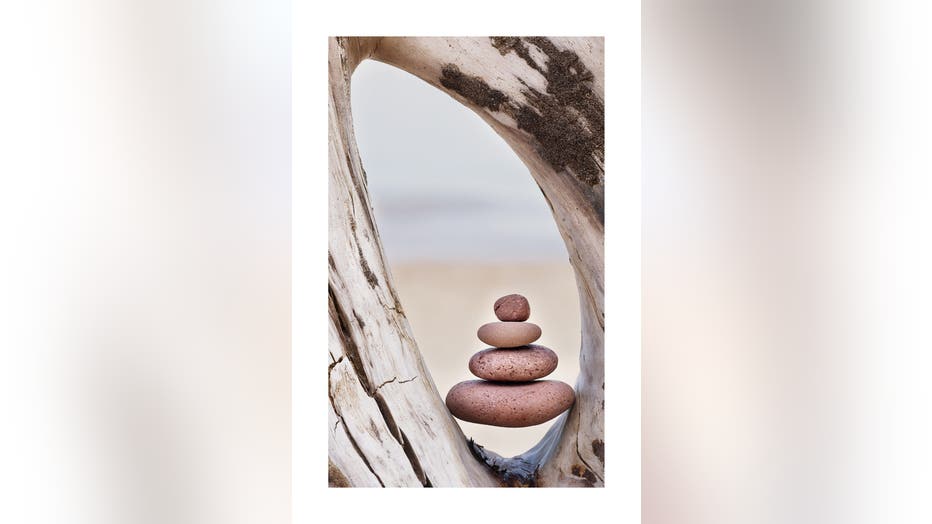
<box><xmin>445</xmin><ymin>294</ymin><xmax>575</xmax><ymax>427</ymax></box>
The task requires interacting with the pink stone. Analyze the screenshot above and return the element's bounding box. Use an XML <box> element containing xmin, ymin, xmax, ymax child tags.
<box><xmin>445</xmin><ymin>380</ymin><xmax>575</xmax><ymax>427</ymax></box>
<box><xmin>494</xmin><ymin>294</ymin><xmax>530</xmax><ymax>321</ymax></box>
<box><xmin>469</xmin><ymin>345</ymin><xmax>558</xmax><ymax>382</ymax></box>
<box><xmin>477</xmin><ymin>322</ymin><xmax>541</xmax><ymax>348</ymax></box>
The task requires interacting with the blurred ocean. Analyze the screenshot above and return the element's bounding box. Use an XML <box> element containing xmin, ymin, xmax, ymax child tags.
<box><xmin>351</xmin><ymin>60</ymin><xmax>568</xmax><ymax>263</ymax></box>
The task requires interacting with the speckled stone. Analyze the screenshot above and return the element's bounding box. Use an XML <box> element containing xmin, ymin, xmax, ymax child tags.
<box><xmin>477</xmin><ymin>322</ymin><xmax>541</xmax><ymax>348</ymax></box>
<box><xmin>493</xmin><ymin>294</ymin><xmax>530</xmax><ymax>322</ymax></box>
<box><xmin>469</xmin><ymin>345</ymin><xmax>558</xmax><ymax>382</ymax></box>
<box><xmin>445</xmin><ymin>380</ymin><xmax>575</xmax><ymax>427</ymax></box>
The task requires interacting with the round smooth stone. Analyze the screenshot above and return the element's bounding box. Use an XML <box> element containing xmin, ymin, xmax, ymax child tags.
<box><xmin>477</xmin><ymin>322</ymin><xmax>541</xmax><ymax>348</ymax></box>
<box><xmin>469</xmin><ymin>345</ymin><xmax>558</xmax><ymax>381</ymax></box>
<box><xmin>445</xmin><ymin>380</ymin><xmax>575</xmax><ymax>427</ymax></box>
<box><xmin>494</xmin><ymin>294</ymin><xmax>530</xmax><ymax>322</ymax></box>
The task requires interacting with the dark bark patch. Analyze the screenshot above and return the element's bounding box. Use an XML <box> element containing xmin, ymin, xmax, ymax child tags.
<box><xmin>351</xmin><ymin>309</ymin><xmax>366</xmax><ymax>330</ymax></box>
<box><xmin>499</xmin><ymin>36</ymin><xmax>604</xmax><ymax>189</ymax></box>
<box><xmin>592</xmin><ymin>439</ymin><xmax>605</xmax><ymax>464</ymax></box>
<box><xmin>571</xmin><ymin>464</ymin><xmax>597</xmax><ymax>486</ymax></box>
<box><xmin>514</xmin><ymin>96</ymin><xmax>601</xmax><ymax>187</ymax></box>
<box><xmin>490</xmin><ymin>37</ymin><xmax>523</xmax><ymax>57</ymax></box>
<box><xmin>356</xmin><ymin>244</ymin><xmax>379</xmax><ymax>288</ymax></box>
<box><xmin>369</xmin><ymin>419</ymin><xmax>382</xmax><ymax>441</ymax></box>
<box><xmin>344</xmin><ymin>150</ymin><xmax>355</xmax><ymax>176</ymax></box>
<box><xmin>440</xmin><ymin>38</ymin><xmax>604</xmax><ymax>223</ymax></box>
<box><xmin>440</xmin><ymin>64</ymin><xmax>507</xmax><ymax>111</ymax></box>
<box><xmin>328</xmin><ymin>461</ymin><xmax>351</xmax><ymax>487</ymax></box>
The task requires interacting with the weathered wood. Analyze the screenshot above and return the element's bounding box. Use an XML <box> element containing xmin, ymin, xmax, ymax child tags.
<box><xmin>328</xmin><ymin>36</ymin><xmax>604</xmax><ymax>487</ymax></box>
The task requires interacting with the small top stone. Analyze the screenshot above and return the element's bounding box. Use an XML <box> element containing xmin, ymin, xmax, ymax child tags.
<box><xmin>493</xmin><ymin>294</ymin><xmax>530</xmax><ymax>322</ymax></box>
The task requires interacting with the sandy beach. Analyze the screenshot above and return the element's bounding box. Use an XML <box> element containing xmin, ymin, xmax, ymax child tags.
<box><xmin>390</xmin><ymin>261</ymin><xmax>582</xmax><ymax>457</ymax></box>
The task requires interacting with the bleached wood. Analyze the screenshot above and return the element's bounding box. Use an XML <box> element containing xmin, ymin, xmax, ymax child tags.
<box><xmin>327</xmin><ymin>36</ymin><xmax>604</xmax><ymax>487</ymax></box>
<box><xmin>328</xmin><ymin>403</ymin><xmax>380</xmax><ymax>487</ymax></box>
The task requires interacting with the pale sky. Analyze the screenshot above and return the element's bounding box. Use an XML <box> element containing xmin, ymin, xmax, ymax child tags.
<box><xmin>351</xmin><ymin>60</ymin><xmax>568</xmax><ymax>263</ymax></box>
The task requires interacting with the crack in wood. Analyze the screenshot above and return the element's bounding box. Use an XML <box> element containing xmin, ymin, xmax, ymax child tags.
<box><xmin>328</xmin><ymin>357</ymin><xmax>385</xmax><ymax>486</ymax></box>
<box><xmin>373</xmin><ymin>375</ymin><xmax>418</xmax><ymax>393</ymax></box>
<box><xmin>371</xmin><ymin>393</ymin><xmax>403</xmax><ymax>444</ymax></box>
<box><xmin>328</xmin><ymin>286</ymin><xmax>373</xmax><ymax>393</ymax></box>
<box><xmin>338</xmin><ymin>420</ymin><xmax>385</xmax><ymax>487</ymax></box>
<box><xmin>398</xmin><ymin>427</ymin><xmax>429</xmax><ymax>486</ymax></box>
<box><xmin>371</xmin><ymin>392</ymin><xmax>428</xmax><ymax>486</ymax></box>
<box><xmin>574</xmin><ymin>433</ymin><xmax>604</xmax><ymax>485</ymax></box>
<box><xmin>331</xmin><ymin>267</ymin><xmax>426</xmax><ymax>485</ymax></box>
<box><xmin>584</xmin><ymin>277</ymin><xmax>605</xmax><ymax>331</ymax></box>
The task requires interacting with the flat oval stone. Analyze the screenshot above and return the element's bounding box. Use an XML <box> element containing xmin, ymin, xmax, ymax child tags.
<box><xmin>494</xmin><ymin>294</ymin><xmax>530</xmax><ymax>321</ymax></box>
<box><xmin>477</xmin><ymin>322</ymin><xmax>541</xmax><ymax>347</ymax></box>
<box><xmin>446</xmin><ymin>380</ymin><xmax>575</xmax><ymax>427</ymax></box>
<box><xmin>469</xmin><ymin>345</ymin><xmax>558</xmax><ymax>381</ymax></box>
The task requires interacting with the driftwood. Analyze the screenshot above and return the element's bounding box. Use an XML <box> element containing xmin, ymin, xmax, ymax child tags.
<box><xmin>328</xmin><ymin>36</ymin><xmax>604</xmax><ymax>487</ymax></box>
